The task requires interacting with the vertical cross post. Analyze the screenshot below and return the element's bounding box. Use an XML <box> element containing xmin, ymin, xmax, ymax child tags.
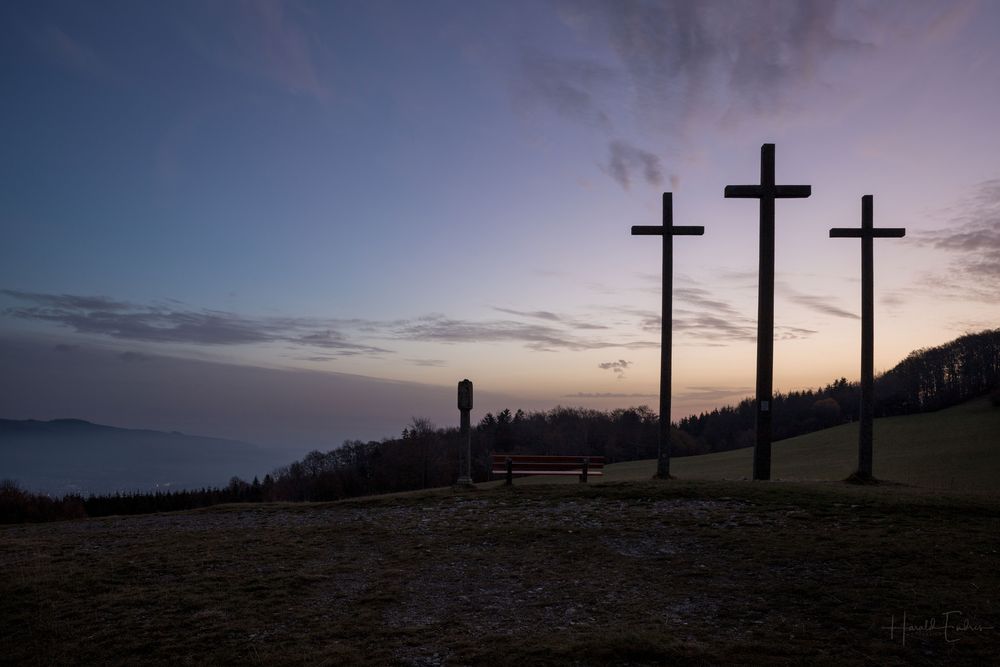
<box><xmin>830</xmin><ymin>195</ymin><xmax>905</xmax><ymax>478</ymax></box>
<box><xmin>632</xmin><ymin>192</ymin><xmax>704</xmax><ymax>479</ymax></box>
<box><xmin>456</xmin><ymin>379</ymin><xmax>474</xmax><ymax>486</ymax></box>
<box><xmin>725</xmin><ymin>144</ymin><xmax>811</xmax><ymax>481</ymax></box>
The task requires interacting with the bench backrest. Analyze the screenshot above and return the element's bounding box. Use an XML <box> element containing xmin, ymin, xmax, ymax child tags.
<box><xmin>490</xmin><ymin>454</ymin><xmax>605</xmax><ymax>476</ymax></box>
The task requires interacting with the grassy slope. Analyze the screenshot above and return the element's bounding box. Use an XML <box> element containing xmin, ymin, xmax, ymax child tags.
<box><xmin>585</xmin><ymin>397</ymin><xmax>999</xmax><ymax>491</ymax></box>
<box><xmin>2</xmin><ymin>399</ymin><xmax>998</xmax><ymax>665</ymax></box>
<box><xmin>2</xmin><ymin>480</ymin><xmax>998</xmax><ymax>666</ymax></box>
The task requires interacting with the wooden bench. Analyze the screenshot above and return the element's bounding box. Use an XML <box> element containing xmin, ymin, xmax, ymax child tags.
<box><xmin>491</xmin><ymin>454</ymin><xmax>605</xmax><ymax>485</ymax></box>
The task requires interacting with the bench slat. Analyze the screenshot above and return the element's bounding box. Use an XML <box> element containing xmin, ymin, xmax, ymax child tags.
<box><xmin>490</xmin><ymin>469</ymin><xmax>604</xmax><ymax>476</ymax></box>
<box><xmin>490</xmin><ymin>455</ymin><xmax>605</xmax><ymax>464</ymax></box>
<box><xmin>495</xmin><ymin>464</ymin><xmax>603</xmax><ymax>472</ymax></box>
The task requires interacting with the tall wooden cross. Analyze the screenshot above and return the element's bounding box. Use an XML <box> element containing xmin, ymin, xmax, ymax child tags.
<box><xmin>830</xmin><ymin>195</ymin><xmax>905</xmax><ymax>479</ymax></box>
<box><xmin>725</xmin><ymin>143</ymin><xmax>811</xmax><ymax>481</ymax></box>
<box><xmin>632</xmin><ymin>192</ymin><xmax>704</xmax><ymax>479</ymax></box>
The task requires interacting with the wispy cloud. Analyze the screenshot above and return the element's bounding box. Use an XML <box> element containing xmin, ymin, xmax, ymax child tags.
<box><xmin>919</xmin><ymin>179</ymin><xmax>1000</xmax><ymax>300</ymax></box>
<box><xmin>671</xmin><ymin>285</ymin><xmax>757</xmax><ymax>343</ymax></box>
<box><xmin>522</xmin><ymin>1</ymin><xmax>964</xmax><ymax>186</ymax></box>
<box><xmin>493</xmin><ymin>306</ymin><xmax>608</xmax><ymax>330</ymax></box>
<box><xmin>777</xmin><ymin>283</ymin><xmax>860</xmax><ymax>320</ymax></box>
<box><xmin>672</xmin><ymin>309</ymin><xmax>755</xmax><ymax>343</ymax></box>
<box><xmin>564</xmin><ymin>392</ymin><xmax>657</xmax><ymax>399</ymax></box>
<box><xmin>598</xmin><ymin>358</ymin><xmax>631</xmax><ymax>379</ymax></box>
<box><xmin>880</xmin><ymin>292</ymin><xmax>905</xmax><ymax>308</ymax></box>
<box><xmin>573</xmin><ymin>0</ymin><xmax>878</xmax><ymax>124</ymax></box>
<box><xmin>613</xmin><ymin>283</ymin><xmax>818</xmax><ymax>344</ymax></box>
<box><xmin>294</xmin><ymin>354</ymin><xmax>342</xmax><ymax>363</ymax></box>
<box><xmin>613</xmin><ymin>293</ymin><xmax>752</xmax><ymax>342</ymax></box>
<box><xmin>407</xmin><ymin>358</ymin><xmax>448</xmax><ymax>368</ymax></box>
<box><xmin>514</xmin><ymin>53</ymin><xmax>616</xmax><ymax>126</ymax></box>
<box><xmin>674</xmin><ymin>287</ymin><xmax>743</xmax><ymax>317</ymax></box>
<box><xmin>1</xmin><ymin>290</ymin><xmax>657</xmax><ymax>356</ymax></box>
<box><xmin>1</xmin><ymin>289</ymin><xmax>388</xmax><ymax>357</ymax></box>
<box><xmin>786</xmin><ymin>295</ymin><xmax>859</xmax><ymax>320</ymax></box>
<box><xmin>674</xmin><ymin>386</ymin><xmax>754</xmax><ymax>403</ymax></box>
<box><xmin>9</xmin><ymin>292</ymin><xmax>133</xmax><ymax>311</ymax></box>
<box><xmin>386</xmin><ymin>314</ymin><xmax>654</xmax><ymax>352</ymax></box>
<box><xmin>779</xmin><ymin>326</ymin><xmax>819</xmax><ymax>340</ymax></box>
<box><xmin>493</xmin><ymin>307</ymin><xmax>562</xmax><ymax>322</ymax></box>
<box><xmin>607</xmin><ymin>139</ymin><xmax>663</xmax><ymax>190</ymax></box>
<box><xmin>6</xmin><ymin>288</ymin><xmax>819</xmax><ymax>356</ymax></box>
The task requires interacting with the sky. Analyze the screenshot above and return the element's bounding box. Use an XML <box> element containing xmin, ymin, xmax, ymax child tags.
<box><xmin>2</xmin><ymin>0</ymin><xmax>999</xmax><ymax>454</ymax></box>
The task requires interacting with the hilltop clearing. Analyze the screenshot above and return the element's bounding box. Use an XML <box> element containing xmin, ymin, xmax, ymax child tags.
<box><xmin>2</xmin><ymin>480</ymin><xmax>998</xmax><ymax>665</ymax></box>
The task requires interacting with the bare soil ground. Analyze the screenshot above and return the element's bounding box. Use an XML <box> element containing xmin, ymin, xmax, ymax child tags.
<box><xmin>2</xmin><ymin>480</ymin><xmax>998</xmax><ymax>665</ymax></box>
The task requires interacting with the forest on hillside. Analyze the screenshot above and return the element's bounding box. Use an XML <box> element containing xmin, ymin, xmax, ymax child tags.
<box><xmin>3</xmin><ymin>329</ymin><xmax>998</xmax><ymax>523</ymax></box>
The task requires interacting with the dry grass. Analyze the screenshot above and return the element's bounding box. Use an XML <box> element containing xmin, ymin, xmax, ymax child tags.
<box><xmin>566</xmin><ymin>397</ymin><xmax>1000</xmax><ymax>493</ymax></box>
<box><xmin>2</xmin><ymin>479</ymin><xmax>999</xmax><ymax>665</ymax></box>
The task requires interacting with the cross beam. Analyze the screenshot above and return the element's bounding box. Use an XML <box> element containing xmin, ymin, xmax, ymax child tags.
<box><xmin>830</xmin><ymin>195</ymin><xmax>905</xmax><ymax>479</ymax></box>
<box><xmin>725</xmin><ymin>143</ymin><xmax>811</xmax><ymax>481</ymax></box>
<box><xmin>631</xmin><ymin>192</ymin><xmax>704</xmax><ymax>479</ymax></box>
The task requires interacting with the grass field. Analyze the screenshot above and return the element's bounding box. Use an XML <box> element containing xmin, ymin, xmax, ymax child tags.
<box><xmin>530</xmin><ymin>397</ymin><xmax>1000</xmax><ymax>492</ymax></box>
<box><xmin>2</xmin><ymin>400</ymin><xmax>998</xmax><ymax>665</ymax></box>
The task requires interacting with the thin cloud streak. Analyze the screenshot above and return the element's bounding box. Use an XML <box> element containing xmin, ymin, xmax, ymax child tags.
<box><xmin>621</xmin><ymin>283</ymin><xmax>818</xmax><ymax>343</ymax></box>
<box><xmin>598</xmin><ymin>358</ymin><xmax>631</xmax><ymax>379</ymax></box>
<box><xmin>386</xmin><ymin>314</ymin><xmax>654</xmax><ymax>352</ymax></box>
<box><xmin>674</xmin><ymin>386</ymin><xmax>754</xmax><ymax>403</ymax></box>
<box><xmin>1</xmin><ymin>289</ymin><xmax>389</xmax><ymax>356</ymax></box>
<box><xmin>776</xmin><ymin>282</ymin><xmax>860</xmax><ymax>320</ymax></box>
<box><xmin>607</xmin><ymin>139</ymin><xmax>663</xmax><ymax>190</ymax></box>
<box><xmin>406</xmin><ymin>359</ymin><xmax>448</xmax><ymax>368</ymax></box>
<box><xmin>514</xmin><ymin>52</ymin><xmax>616</xmax><ymax>126</ymax></box>
<box><xmin>493</xmin><ymin>306</ymin><xmax>609</xmax><ymax>332</ymax></box>
<box><xmin>787</xmin><ymin>295</ymin><xmax>859</xmax><ymax>320</ymax></box>
<box><xmin>493</xmin><ymin>307</ymin><xmax>562</xmax><ymax>322</ymax></box>
<box><xmin>1</xmin><ymin>290</ymin><xmax>657</xmax><ymax>356</ymax></box>
<box><xmin>919</xmin><ymin>179</ymin><xmax>1000</xmax><ymax>300</ymax></box>
<box><xmin>564</xmin><ymin>392</ymin><xmax>657</xmax><ymax>399</ymax></box>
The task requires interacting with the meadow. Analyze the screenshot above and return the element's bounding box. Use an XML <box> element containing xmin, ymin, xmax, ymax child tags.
<box><xmin>2</xmin><ymin>399</ymin><xmax>998</xmax><ymax>665</ymax></box>
<box><xmin>590</xmin><ymin>396</ymin><xmax>1000</xmax><ymax>492</ymax></box>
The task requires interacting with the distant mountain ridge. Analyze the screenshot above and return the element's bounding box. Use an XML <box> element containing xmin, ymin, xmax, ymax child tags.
<box><xmin>0</xmin><ymin>418</ymin><xmax>287</xmax><ymax>495</ymax></box>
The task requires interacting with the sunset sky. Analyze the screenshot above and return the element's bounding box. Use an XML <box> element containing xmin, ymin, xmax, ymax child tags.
<box><xmin>2</xmin><ymin>0</ymin><xmax>999</xmax><ymax>453</ymax></box>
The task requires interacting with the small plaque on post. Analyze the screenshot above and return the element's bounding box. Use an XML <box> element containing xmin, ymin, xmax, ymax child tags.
<box><xmin>458</xmin><ymin>379</ymin><xmax>473</xmax><ymax>411</ymax></box>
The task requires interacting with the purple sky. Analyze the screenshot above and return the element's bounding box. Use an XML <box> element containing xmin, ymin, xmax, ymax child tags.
<box><xmin>2</xmin><ymin>1</ymin><xmax>999</xmax><ymax>455</ymax></box>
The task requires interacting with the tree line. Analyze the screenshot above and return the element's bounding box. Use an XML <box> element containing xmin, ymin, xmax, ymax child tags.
<box><xmin>3</xmin><ymin>329</ymin><xmax>997</xmax><ymax>523</ymax></box>
<box><xmin>0</xmin><ymin>477</ymin><xmax>269</xmax><ymax>524</ymax></box>
<box><xmin>680</xmin><ymin>329</ymin><xmax>1000</xmax><ymax>452</ymax></box>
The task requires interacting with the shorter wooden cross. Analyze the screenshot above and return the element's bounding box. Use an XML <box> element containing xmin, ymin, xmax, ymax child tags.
<box><xmin>830</xmin><ymin>195</ymin><xmax>905</xmax><ymax>479</ymax></box>
<box><xmin>632</xmin><ymin>192</ymin><xmax>704</xmax><ymax>479</ymax></box>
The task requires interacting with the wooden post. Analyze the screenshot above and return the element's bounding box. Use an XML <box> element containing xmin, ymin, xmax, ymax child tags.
<box><xmin>580</xmin><ymin>457</ymin><xmax>590</xmax><ymax>484</ymax></box>
<box><xmin>830</xmin><ymin>195</ymin><xmax>905</xmax><ymax>478</ymax></box>
<box><xmin>456</xmin><ymin>380</ymin><xmax>474</xmax><ymax>486</ymax></box>
<box><xmin>725</xmin><ymin>144</ymin><xmax>811</xmax><ymax>480</ymax></box>
<box><xmin>505</xmin><ymin>457</ymin><xmax>513</xmax><ymax>487</ymax></box>
<box><xmin>631</xmin><ymin>193</ymin><xmax>704</xmax><ymax>479</ymax></box>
